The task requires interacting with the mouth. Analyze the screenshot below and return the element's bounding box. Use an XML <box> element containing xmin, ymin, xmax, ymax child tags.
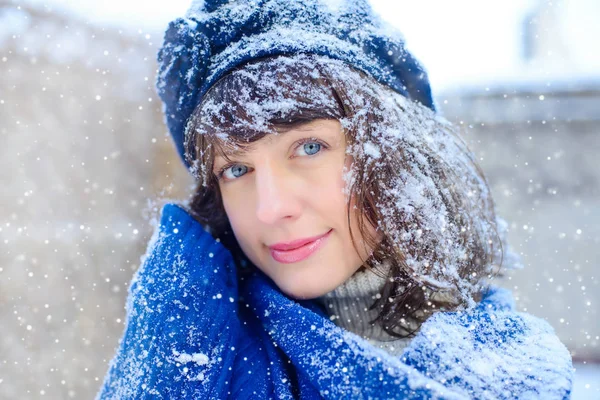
<box><xmin>269</xmin><ymin>229</ymin><xmax>333</xmax><ymax>264</ymax></box>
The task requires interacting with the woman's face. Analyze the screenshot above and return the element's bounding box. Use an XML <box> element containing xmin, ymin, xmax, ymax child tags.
<box><xmin>213</xmin><ymin>119</ymin><xmax>380</xmax><ymax>299</ymax></box>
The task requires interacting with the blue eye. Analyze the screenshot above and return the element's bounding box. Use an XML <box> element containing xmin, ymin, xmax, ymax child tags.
<box><xmin>217</xmin><ymin>138</ymin><xmax>327</xmax><ymax>182</ymax></box>
<box><xmin>299</xmin><ymin>142</ymin><xmax>321</xmax><ymax>156</ymax></box>
<box><xmin>222</xmin><ymin>164</ymin><xmax>248</xmax><ymax>180</ymax></box>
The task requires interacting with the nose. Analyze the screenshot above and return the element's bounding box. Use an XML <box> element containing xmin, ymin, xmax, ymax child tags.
<box><xmin>255</xmin><ymin>161</ymin><xmax>302</xmax><ymax>225</ymax></box>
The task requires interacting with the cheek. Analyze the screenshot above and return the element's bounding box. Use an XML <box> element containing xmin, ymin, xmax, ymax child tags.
<box><xmin>318</xmin><ymin>153</ymin><xmax>353</xmax><ymax>206</ymax></box>
<box><xmin>334</xmin><ymin>155</ymin><xmax>355</xmax><ymax>224</ymax></box>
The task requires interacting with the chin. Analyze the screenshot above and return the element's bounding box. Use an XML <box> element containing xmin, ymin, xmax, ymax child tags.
<box><xmin>270</xmin><ymin>277</ymin><xmax>317</xmax><ymax>300</ymax></box>
<box><xmin>273</xmin><ymin>274</ymin><xmax>342</xmax><ymax>301</ymax></box>
<box><xmin>281</xmin><ymin>287</ymin><xmax>323</xmax><ymax>301</ymax></box>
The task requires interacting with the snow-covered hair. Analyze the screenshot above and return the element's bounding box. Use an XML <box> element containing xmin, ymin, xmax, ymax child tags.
<box><xmin>184</xmin><ymin>54</ymin><xmax>521</xmax><ymax>337</ymax></box>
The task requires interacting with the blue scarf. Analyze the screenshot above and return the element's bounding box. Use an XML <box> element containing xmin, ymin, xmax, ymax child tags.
<box><xmin>96</xmin><ymin>203</ymin><xmax>574</xmax><ymax>399</ymax></box>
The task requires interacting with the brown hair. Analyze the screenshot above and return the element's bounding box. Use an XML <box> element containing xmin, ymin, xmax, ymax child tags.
<box><xmin>183</xmin><ymin>54</ymin><xmax>506</xmax><ymax>338</ymax></box>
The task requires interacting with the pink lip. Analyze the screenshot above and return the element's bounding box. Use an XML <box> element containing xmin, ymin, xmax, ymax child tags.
<box><xmin>269</xmin><ymin>230</ymin><xmax>332</xmax><ymax>251</ymax></box>
<box><xmin>269</xmin><ymin>229</ymin><xmax>332</xmax><ymax>264</ymax></box>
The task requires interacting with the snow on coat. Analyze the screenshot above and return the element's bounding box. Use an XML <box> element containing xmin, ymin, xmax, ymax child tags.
<box><xmin>95</xmin><ymin>203</ymin><xmax>574</xmax><ymax>399</ymax></box>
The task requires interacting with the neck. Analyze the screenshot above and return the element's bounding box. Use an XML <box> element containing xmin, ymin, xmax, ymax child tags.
<box><xmin>314</xmin><ymin>260</ymin><xmax>412</xmax><ymax>355</ymax></box>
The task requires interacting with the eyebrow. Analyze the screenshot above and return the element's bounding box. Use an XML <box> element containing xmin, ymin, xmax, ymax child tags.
<box><xmin>217</xmin><ymin>144</ymin><xmax>253</xmax><ymax>159</ymax></box>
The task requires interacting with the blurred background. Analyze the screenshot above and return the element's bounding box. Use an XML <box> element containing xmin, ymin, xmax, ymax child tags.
<box><xmin>0</xmin><ymin>0</ymin><xmax>598</xmax><ymax>398</ymax></box>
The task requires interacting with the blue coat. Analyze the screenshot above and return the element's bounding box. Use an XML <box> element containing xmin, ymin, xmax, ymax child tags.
<box><xmin>96</xmin><ymin>203</ymin><xmax>574</xmax><ymax>399</ymax></box>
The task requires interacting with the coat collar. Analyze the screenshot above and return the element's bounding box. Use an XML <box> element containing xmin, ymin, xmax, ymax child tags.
<box><xmin>240</xmin><ymin>269</ymin><xmax>574</xmax><ymax>399</ymax></box>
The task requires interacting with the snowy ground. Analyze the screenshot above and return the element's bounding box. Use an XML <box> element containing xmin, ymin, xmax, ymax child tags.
<box><xmin>572</xmin><ymin>363</ymin><xmax>600</xmax><ymax>400</ymax></box>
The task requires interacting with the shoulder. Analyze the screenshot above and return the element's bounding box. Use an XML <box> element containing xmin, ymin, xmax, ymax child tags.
<box><xmin>401</xmin><ymin>284</ymin><xmax>574</xmax><ymax>399</ymax></box>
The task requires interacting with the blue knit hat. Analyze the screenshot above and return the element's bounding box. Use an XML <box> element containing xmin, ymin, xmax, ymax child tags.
<box><xmin>156</xmin><ymin>0</ymin><xmax>436</xmax><ymax>170</ymax></box>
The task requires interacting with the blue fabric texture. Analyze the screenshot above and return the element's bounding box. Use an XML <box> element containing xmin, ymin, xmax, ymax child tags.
<box><xmin>155</xmin><ymin>0</ymin><xmax>436</xmax><ymax>169</ymax></box>
<box><xmin>96</xmin><ymin>203</ymin><xmax>574</xmax><ymax>399</ymax></box>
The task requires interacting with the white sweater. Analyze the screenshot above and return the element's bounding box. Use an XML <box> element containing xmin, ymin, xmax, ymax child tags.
<box><xmin>315</xmin><ymin>260</ymin><xmax>412</xmax><ymax>357</ymax></box>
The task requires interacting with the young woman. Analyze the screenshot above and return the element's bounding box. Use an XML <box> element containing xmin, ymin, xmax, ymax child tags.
<box><xmin>96</xmin><ymin>0</ymin><xmax>574</xmax><ymax>398</ymax></box>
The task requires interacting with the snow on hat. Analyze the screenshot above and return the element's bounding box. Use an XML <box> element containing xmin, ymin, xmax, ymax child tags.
<box><xmin>155</xmin><ymin>0</ymin><xmax>436</xmax><ymax>170</ymax></box>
